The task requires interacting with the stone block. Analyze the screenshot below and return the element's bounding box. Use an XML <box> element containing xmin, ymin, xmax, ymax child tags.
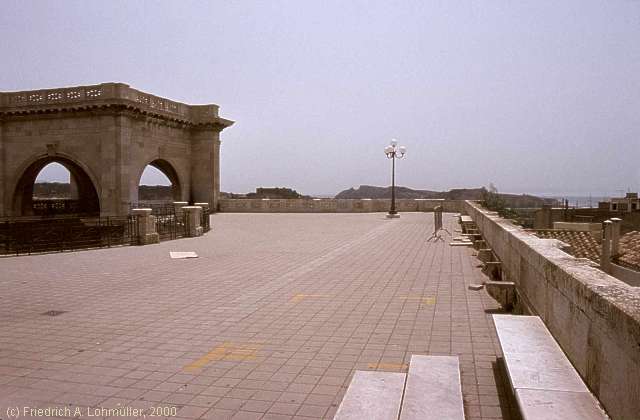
<box><xmin>182</xmin><ymin>206</ymin><xmax>203</xmax><ymax>237</ymax></box>
<box><xmin>131</xmin><ymin>208</ymin><xmax>159</xmax><ymax>245</ymax></box>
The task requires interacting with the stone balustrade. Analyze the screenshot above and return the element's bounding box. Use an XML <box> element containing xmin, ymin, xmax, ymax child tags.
<box><xmin>218</xmin><ymin>198</ymin><xmax>463</xmax><ymax>213</ymax></box>
<box><xmin>0</xmin><ymin>82</ymin><xmax>228</xmax><ymax>125</ymax></box>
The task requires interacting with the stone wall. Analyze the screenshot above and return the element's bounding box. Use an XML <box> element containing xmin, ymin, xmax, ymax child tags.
<box><xmin>610</xmin><ymin>263</ymin><xmax>640</xmax><ymax>287</ymax></box>
<box><xmin>465</xmin><ymin>200</ymin><xmax>640</xmax><ymax>419</ymax></box>
<box><xmin>219</xmin><ymin>198</ymin><xmax>463</xmax><ymax>213</ymax></box>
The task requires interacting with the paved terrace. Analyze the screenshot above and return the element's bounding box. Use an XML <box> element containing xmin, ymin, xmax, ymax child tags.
<box><xmin>1</xmin><ymin>213</ymin><xmax>512</xmax><ymax>420</ymax></box>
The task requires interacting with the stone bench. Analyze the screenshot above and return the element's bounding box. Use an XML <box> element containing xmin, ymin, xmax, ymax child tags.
<box><xmin>493</xmin><ymin>315</ymin><xmax>609</xmax><ymax>420</ymax></box>
<box><xmin>334</xmin><ymin>356</ymin><xmax>465</xmax><ymax>420</ymax></box>
<box><xmin>333</xmin><ymin>371</ymin><xmax>405</xmax><ymax>420</ymax></box>
<box><xmin>399</xmin><ymin>355</ymin><xmax>464</xmax><ymax>420</ymax></box>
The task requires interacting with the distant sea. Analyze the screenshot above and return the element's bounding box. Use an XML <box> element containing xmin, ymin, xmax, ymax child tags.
<box><xmin>525</xmin><ymin>193</ymin><xmax>611</xmax><ymax>208</ymax></box>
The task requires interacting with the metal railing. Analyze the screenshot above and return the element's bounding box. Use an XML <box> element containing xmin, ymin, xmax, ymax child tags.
<box><xmin>0</xmin><ymin>216</ymin><xmax>138</xmax><ymax>256</ymax></box>
<box><xmin>144</xmin><ymin>205</ymin><xmax>187</xmax><ymax>241</ymax></box>
<box><xmin>201</xmin><ymin>206</ymin><xmax>211</xmax><ymax>232</ymax></box>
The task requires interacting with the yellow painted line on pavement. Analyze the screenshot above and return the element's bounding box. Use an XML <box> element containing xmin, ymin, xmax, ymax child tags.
<box><xmin>290</xmin><ymin>293</ymin><xmax>332</xmax><ymax>303</ymax></box>
<box><xmin>367</xmin><ymin>362</ymin><xmax>409</xmax><ymax>370</ymax></box>
<box><xmin>184</xmin><ymin>342</ymin><xmax>262</xmax><ymax>372</ymax></box>
<box><xmin>399</xmin><ymin>295</ymin><xmax>436</xmax><ymax>305</ymax></box>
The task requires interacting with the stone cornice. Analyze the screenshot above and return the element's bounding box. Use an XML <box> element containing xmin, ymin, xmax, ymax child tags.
<box><xmin>0</xmin><ymin>82</ymin><xmax>234</xmax><ymax>130</ymax></box>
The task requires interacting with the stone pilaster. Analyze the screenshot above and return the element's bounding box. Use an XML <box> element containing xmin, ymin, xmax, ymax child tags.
<box><xmin>190</xmin><ymin>130</ymin><xmax>220</xmax><ymax>211</ymax></box>
<box><xmin>0</xmin><ymin>119</ymin><xmax>5</xmax><ymax>217</ymax></box>
<box><xmin>601</xmin><ymin>220</ymin><xmax>612</xmax><ymax>273</ymax></box>
<box><xmin>611</xmin><ymin>218</ymin><xmax>622</xmax><ymax>258</ymax></box>
<box><xmin>213</xmin><ymin>138</ymin><xmax>221</xmax><ymax>211</ymax></box>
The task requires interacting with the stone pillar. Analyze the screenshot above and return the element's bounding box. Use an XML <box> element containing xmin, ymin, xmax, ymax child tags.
<box><xmin>182</xmin><ymin>206</ymin><xmax>203</xmax><ymax>237</ymax></box>
<box><xmin>611</xmin><ymin>218</ymin><xmax>622</xmax><ymax>258</ymax></box>
<box><xmin>131</xmin><ymin>208</ymin><xmax>159</xmax><ymax>245</ymax></box>
<box><xmin>213</xmin><ymin>139</ymin><xmax>221</xmax><ymax>212</ymax></box>
<box><xmin>0</xmin><ymin>120</ymin><xmax>5</xmax><ymax>218</ymax></box>
<box><xmin>69</xmin><ymin>173</ymin><xmax>79</xmax><ymax>199</ymax></box>
<box><xmin>190</xmin><ymin>129</ymin><xmax>220</xmax><ymax>212</ymax></box>
<box><xmin>173</xmin><ymin>201</ymin><xmax>188</xmax><ymax>221</ymax></box>
<box><xmin>601</xmin><ymin>220</ymin><xmax>612</xmax><ymax>273</ymax></box>
<box><xmin>194</xmin><ymin>202</ymin><xmax>210</xmax><ymax>231</ymax></box>
<box><xmin>536</xmin><ymin>205</ymin><xmax>553</xmax><ymax>229</ymax></box>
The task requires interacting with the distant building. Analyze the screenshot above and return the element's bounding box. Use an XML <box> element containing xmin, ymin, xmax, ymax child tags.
<box><xmin>607</xmin><ymin>192</ymin><xmax>639</xmax><ymax>212</ymax></box>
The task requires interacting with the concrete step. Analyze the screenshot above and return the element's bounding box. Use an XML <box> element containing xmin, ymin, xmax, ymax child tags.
<box><xmin>333</xmin><ymin>371</ymin><xmax>406</xmax><ymax>420</ymax></box>
<box><xmin>399</xmin><ymin>355</ymin><xmax>465</xmax><ymax>420</ymax></box>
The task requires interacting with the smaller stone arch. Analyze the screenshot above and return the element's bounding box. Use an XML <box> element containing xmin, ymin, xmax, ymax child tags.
<box><xmin>136</xmin><ymin>159</ymin><xmax>183</xmax><ymax>203</ymax></box>
<box><xmin>12</xmin><ymin>155</ymin><xmax>100</xmax><ymax>216</ymax></box>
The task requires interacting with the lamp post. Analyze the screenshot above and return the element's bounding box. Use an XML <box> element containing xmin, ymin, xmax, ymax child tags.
<box><xmin>384</xmin><ymin>139</ymin><xmax>406</xmax><ymax>218</ymax></box>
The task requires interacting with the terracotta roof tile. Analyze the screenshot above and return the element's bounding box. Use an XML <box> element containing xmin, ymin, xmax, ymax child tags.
<box><xmin>617</xmin><ymin>231</ymin><xmax>640</xmax><ymax>271</ymax></box>
<box><xmin>532</xmin><ymin>230</ymin><xmax>601</xmax><ymax>263</ymax></box>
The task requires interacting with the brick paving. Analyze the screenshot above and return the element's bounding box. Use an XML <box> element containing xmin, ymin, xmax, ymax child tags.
<box><xmin>0</xmin><ymin>213</ymin><xmax>513</xmax><ymax>419</ymax></box>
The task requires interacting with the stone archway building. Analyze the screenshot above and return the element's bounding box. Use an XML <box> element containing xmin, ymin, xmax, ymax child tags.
<box><xmin>0</xmin><ymin>82</ymin><xmax>233</xmax><ymax>217</ymax></box>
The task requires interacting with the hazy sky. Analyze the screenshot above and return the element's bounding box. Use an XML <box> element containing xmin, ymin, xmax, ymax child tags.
<box><xmin>3</xmin><ymin>1</ymin><xmax>639</xmax><ymax>196</ymax></box>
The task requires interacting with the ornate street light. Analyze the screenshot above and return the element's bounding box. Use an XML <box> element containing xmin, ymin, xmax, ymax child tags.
<box><xmin>384</xmin><ymin>139</ymin><xmax>406</xmax><ymax>217</ymax></box>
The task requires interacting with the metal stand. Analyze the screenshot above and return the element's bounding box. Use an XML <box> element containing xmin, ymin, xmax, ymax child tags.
<box><xmin>427</xmin><ymin>206</ymin><xmax>450</xmax><ymax>242</ymax></box>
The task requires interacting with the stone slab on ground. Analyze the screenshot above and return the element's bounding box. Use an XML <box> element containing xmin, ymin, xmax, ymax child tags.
<box><xmin>333</xmin><ymin>371</ymin><xmax>406</xmax><ymax>420</ymax></box>
<box><xmin>169</xmin><ymin>251</ymin><xmax>199</xmax><ymax>259</ymax></box>
<box><xmin>516</xmin><ymin>389</ymin><xmax>608</xmax><ymax>420</ymax></box>
<box><xmin>494</xmin><ymin>315</ymin><xmax>608</xmax><ymax>419</ymax></box>
<box><xmin>399</xmin><ymin>355</ymin><xmax>464</xmax><ymax>420</ymax></box>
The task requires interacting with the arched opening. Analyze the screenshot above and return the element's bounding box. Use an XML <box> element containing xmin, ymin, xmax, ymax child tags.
<box><xmin>13</xmin><ymin>157</ymin><xmax>100</xmax><ymax>216</ymax></box>
<box><xmin>138</xmin><ymin>159</ymin><xmax>181</xmax><ymax>205</ymax></box>
<box><xmin>33</xmin><ymin>162</ymin><xmax>78</xmax><ymax>200</ymax></box>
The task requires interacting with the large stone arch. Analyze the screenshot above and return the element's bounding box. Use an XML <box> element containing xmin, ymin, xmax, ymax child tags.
<box><xmin>0</xmin><ymin>83</ymin><xmax>234</xmax><ymax>217</ymax></box>
<box><xmin>134</xmin><ymin>158</ymin><xmax>185</xmax><ymax>203</ymax></box>
<box><xmin>11</xmin><ymin>153</ymin><xmax>101</xmax><ymax>216</ymax></box>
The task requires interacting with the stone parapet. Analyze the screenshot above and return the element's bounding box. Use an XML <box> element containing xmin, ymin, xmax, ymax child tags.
<box><xmin>218</xmin><ymin>198</ymin><xmax>463</xmax><ymax>213</ymax></box>
<box><xmin>464</xmin><ymin>200</ymin><xmax>640</xmax><ymax>420</ymax></box>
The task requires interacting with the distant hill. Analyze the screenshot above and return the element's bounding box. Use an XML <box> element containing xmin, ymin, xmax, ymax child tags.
<box><xmin>33</xmin><ymin>182</ymin><xmax>72</xmax><ymax>198</ymax></box>
<box><xmin>221</xmin><ymin>187</ymin><xmax>311</xmax><ymax>199</ymax></box>
<box><xmin>335</xmin><ymin>185</ymin><xmax>558</xmax><ymax>208</ymax></box>
<box><xmin>139</xmin><ymin>185</ymin><xmax>173</xmax><ymax>201</ymax></box>
<box><xmin>33</xmin><ymin>182</ymin><xmax>175</xmax><ymax>201</ymax></box>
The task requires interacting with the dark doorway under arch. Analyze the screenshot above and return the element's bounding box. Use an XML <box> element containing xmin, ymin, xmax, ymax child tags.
<box><xmin>13</xmin><ymin>157</ymin><xmax>100</xmax><ymax>216</ymax></box>
<box><xmin>138</xmin><ymin>159</ymin><xmax>182</xmax><ymax>203</ymax></box>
